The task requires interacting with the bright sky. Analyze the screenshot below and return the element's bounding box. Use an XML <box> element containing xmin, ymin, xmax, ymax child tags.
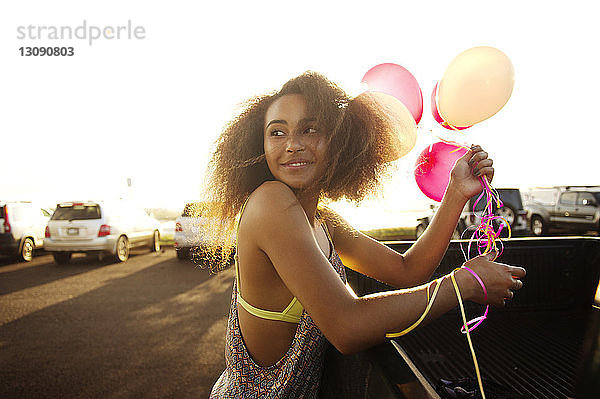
<box><xmin>1</xmin><ymin>1</ymin><xmax>598</xmax><ymax>229</ymax></box>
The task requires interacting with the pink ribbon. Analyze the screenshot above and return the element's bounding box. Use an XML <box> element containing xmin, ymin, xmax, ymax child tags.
<box><xmin>460</xmin><ymin>266</ymin><xmax>489</xmax><ymax>334</ymax></box>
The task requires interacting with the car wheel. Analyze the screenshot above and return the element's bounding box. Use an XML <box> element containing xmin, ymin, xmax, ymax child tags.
<box><xmin>176</xmin><ymin>247</ymin><xmax>189</xmax><ymax>261</ymax></box>
<box><xmin>53</xmin><ymin>252</ymin><xmax>72</xmax><ymax>264</ymax></box>
<box><xmin>415</xmin><ymin>224</ymin><xmax>426</xmax><ymax>239</ymax></box>
<box><xmin>531</xmin><ymin>215</ymin><xmax>546</xmax><ymax>236</ymax></box>
<box><xmin>151</xmin><ymin>230</ymin><xmax>160</xmax><ymax>252</ymax></box>
<box><xmin>19</xmin><ymin>237</ymin><xmax>34</xmax><ymax>262</ymax></box>
<box><xmin>115</xmin><ymin>235</ymin><xmax>130</xmax><ymax>262</ymax></box>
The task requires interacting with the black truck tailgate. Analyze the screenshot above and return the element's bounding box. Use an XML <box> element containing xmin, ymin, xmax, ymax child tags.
<box><xmin>346</xmin><ymin>237</ymin><xmax>600</xmax><ymax>398</ymax></box>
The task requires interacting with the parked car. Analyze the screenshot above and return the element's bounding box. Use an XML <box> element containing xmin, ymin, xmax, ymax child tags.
<box><xmin>461</xmin><ymin>188</ymin><xmax>529</xmax><ymax>237</ymax></box>
<box><xmin>416</xmin><ymin>188</ymin><xmax>529</xmax><ymax>239</ymax></box>
<box><xmin>44</xmin><ymin>200</ymin><xmax>161</xmax><ymax>264</ymax></box>
<box><xmin>174</xmin><ymin>202</ymin><xmax>234</xmax><ymax>261</ymax></box>
<box><xmin>0</xmin><ymin>201</ymin><xmax>52</xmax><ymax>261</ymax></box>
<box><xmin>523</xmin><ymin>186</ymin><xmax>600</xmax><ymax>236</ymax></box>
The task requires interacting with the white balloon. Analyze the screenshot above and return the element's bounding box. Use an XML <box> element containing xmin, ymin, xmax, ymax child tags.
<box><xmin>438</xmin><ymin>46</ymin><xmax>515</xmax><ymax>127</ymax></box>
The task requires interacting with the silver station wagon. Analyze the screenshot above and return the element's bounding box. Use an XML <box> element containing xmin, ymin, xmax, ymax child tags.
<box><xmin>44</xmin><ymin>200</ymin><xmax>161</xmax><ymax>264</ymax></box>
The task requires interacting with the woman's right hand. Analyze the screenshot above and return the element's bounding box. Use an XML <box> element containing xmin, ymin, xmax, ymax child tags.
<box><xmin>460</xmin><ymin>251</ymin><xmax>526</xmax><ymax>306</ymax></box>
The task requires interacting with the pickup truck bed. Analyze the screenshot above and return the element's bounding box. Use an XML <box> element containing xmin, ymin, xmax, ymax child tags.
<box><xmin>346</xmin><ymin>237</ymin><xmax>600</xmax><ymax>398</ymax></box>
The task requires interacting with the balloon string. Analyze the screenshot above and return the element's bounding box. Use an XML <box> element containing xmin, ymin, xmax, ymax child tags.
<box><xmin>385</xmin><ymin>275</ymin><xmax>446</xmax><ymax>339</ymax></box>
<box><xmin>393</xmin><ymin>139</ymin><xmax>508</xmax><ymax>398</ymax></box>
<box><xmin>451</xmin><ymin>268</ymin><xmax>487</xmax><ymax>399</ymax></box>
<box><xmin>436</xmin><ymin>136</ymin><xmax>469</xmax><ymax>149</ymax></box>
<box><xmin>385</xmin><ymin>268</ymin><xmax>488</xmax><ymax>397</ymax></box>
<box><xmin>421</xmin><ymin>138</ymin><xmax>508</xmax><ymax>330</ymax></box>
<box><xmin>442</xmin><ymin>121</ymin><xmax>462</xmax><ymax>131</ymax></box>
<box><xmin>459</xmin><ymin>266</ymin><xmax>489</xmax><ymax>334</ymax></box>
<box><xmin>461</xmin><ymin>175</ymin><xmax>511</xmax><ymax>262</ymax></box>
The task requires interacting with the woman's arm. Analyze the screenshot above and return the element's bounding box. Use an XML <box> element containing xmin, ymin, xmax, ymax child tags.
<box><xmin>403</xmin><ymin>144</ymin><xmax>495</xmax><ymax>283</ymax></box>
<box><xmin>323</xmin><ymin>186</ymin><xmax>466</xmax><ymax>289</ymax></box>
<box><xmin>400</xmin><ymin>185</ymin><xmax>468</xmax><ymax>284</ymax></box>
<box><xmin>248</xmin><ymin>180</ymin><xmax>522</xmax><ymax>354</ymax></box>
<box><xmin>327</xmin><ymin>145</ymin><xmax>495</xmax><ymax>288</ymax></box>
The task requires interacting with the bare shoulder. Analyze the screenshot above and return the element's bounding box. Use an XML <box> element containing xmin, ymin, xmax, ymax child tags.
<box><xmin>240</xmin><ymin>181</ymin><xmax>305</xmax><ymax>246</ymax></box>
<box><xmin>248</xmin><ymin>181</ymin><xmax>298</xmax><ymax>210</ymax></box>
<box><xmin>244</xmin><ymin>181</ymin><xmax>301</xmax><ymax>223</ymax></box>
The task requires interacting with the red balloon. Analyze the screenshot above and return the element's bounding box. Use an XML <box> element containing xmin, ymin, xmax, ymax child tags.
<box><xmin>362</xmin><ymin>63</ymin><xmax>423</xmax><ymax>124</ymax></box>
<box><xmin>431</xmin><ymin>83</ymin><xmax>471</xmax><ymax>131</ymax></box>
<box><xmin>414</xmin><ymin>141</ymin><xmax>468</xmax><ymax>202</ymax></box>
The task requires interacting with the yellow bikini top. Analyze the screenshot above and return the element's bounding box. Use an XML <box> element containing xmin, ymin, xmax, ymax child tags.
<box><xmin>234</xmin><ymin>197</ymin><xmax>333</xmax><ymax>324</ymax></box>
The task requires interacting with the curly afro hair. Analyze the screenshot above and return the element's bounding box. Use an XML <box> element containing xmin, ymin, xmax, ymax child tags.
<box><xmin>195</xmin><ymin>71</ymin><xmax>414</xmax><ymax>272</ymax></box>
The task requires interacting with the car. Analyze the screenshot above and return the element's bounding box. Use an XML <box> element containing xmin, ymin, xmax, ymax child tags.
<box><xmin>415</xmin><ymin>188</ymin><xmax>529</xmax><ymax>239</ymax></box>
<box><xmin>0</xmin><ymin>201</ymin><xmax>52</xmax><ymax>261</ymax></box>
<box><xmin>461</xmin><ymin>188</ymin><xmax>529</xmax><ymax>237</ymax></box>
<box><xmin>523</xmin><ymin>186</ymin><xmax>600</xmax><ymax>236</ymax></box>
<box><xmin>174</xmin><ymin>202</ymin><xmax>235</xmax><ymax>262</ymax></box>
<box><xmin>44</xmin><ymin>200</ymin><xmax>161</xmax><ymax>264</ymax></box>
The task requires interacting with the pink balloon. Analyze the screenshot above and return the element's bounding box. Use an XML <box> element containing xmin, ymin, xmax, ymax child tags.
<box><xmin>431</xmin><ymin>83</ymin><xmax>471</xmax><ymax>131</ymax></box>
<box><xmin>414</xmin><ymin>141</ymin><xmax>468</xmax><ymax>202</ymax></box>
<box><xmin>362</xmin><ymin>63</ymin><xmax>423</xmax><ymax>124</ymax></box>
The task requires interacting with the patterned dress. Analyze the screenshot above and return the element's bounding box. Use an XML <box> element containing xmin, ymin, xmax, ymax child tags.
<box><xmin>210</xmin><ymin>243</ymin><xmax>347</xmax><ymax>398</ymax></box>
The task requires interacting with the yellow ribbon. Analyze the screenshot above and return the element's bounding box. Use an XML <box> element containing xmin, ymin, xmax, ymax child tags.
<box><xmin>385</xmin><ymin>269</ymin><xmax>487</xmax><ymax>399</ymax></box>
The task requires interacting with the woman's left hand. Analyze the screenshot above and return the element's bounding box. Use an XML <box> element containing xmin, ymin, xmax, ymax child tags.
<box><xmin>449</xmin><ymin>144</ymin><xmax>494</xmax><ymax>202</ymax></box>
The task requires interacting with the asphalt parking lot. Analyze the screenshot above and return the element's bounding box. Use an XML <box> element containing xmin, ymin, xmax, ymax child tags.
<box><xmin>0</xmin><ymin>248</ymin><xmax>233</xmax><ymax>398</ymax></box>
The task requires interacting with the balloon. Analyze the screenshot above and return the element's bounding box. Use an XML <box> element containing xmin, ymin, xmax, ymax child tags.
<box><xmin>351</xmin><ymin>91</ymin><xmax>417</xmax><ymax>162</ymax></box>
<box><xmin>414</xmin><ymin>141</ymin><xmax>468</xmax><ymax>202</ymax></box>
<box><xmin>438</xmin><ymin>46</ymin><xmax>514</xmax><ymax>127</ymax></box>
<box><xmin>431</xmin><ymin>82</ymin><xmax>471</xmax><ymax>131</ymax></box>
<box><xmin>361</xmin><ymin>63</ymin><xmax>423</xmax><ymax>124</ymax></box>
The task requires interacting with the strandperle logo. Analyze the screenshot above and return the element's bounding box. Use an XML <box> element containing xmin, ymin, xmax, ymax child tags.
<box><xmin>16</xmin><ymin>20</ymin><xmax>146</xmax><ymax>46</ymax></box>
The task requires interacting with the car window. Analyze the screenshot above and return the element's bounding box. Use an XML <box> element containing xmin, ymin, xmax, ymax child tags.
<box><xmin>497</xmin><ymin>189</ymin><xmax>524</xmax><ymax>209</ymax></box>
<box><xmin>468</xmin><ymin>195</ymin><xmax>487</xmax><ymax>212</ymax></box>
<box><xmin>468</xmin><ymin>189</ymin><xmax>523</xmax><ymax>212</ymax></box>
<box><xmin>559</xmin><ymin>192</ymin><xmax>577</xmax><ymax>205</ymax></box>
<box><xmin>578</xmin><ymin>192</ymin><xmax>597</xmax><ymax>206</ymax></box>
<box><xmin>0</xmin><ymin>206</ymin><xmax>4</xmax><ymax>219</ymax></box>
<box><xmin>529</xmin><ymin>190</ymin><xmax>557</xmax><ymax>205</ymax></box>
<box><xmin>51</xmin><ymin>205</ymin><xmax>101</xmax><ymax>220</ymax></box>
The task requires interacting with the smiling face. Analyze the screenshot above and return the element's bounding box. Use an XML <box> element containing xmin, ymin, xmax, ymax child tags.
<box><xmin>264</xmin><ymin>94</ymin><xmax>329</xmax><ymax>192</ymax></box>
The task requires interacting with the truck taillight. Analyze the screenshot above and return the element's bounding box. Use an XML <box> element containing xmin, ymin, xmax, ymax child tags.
<box><xmin>45</xmin><ymin>226</ymin><xmax>50</xmax><ymax>238</ymax></box>
<box><xmin>175</xmin><ymin>222</ymin><xmax>182</xmax><ymax>232</ymax></box>
<box><xmin>98</xmin><ymin>225</ymin><xmax>111</xmax><ymax>237</ymax></box>
<box><xmin>3</xmin><ymin>206</ymin><xmax>11</xmax><ymax>233</ymax></box>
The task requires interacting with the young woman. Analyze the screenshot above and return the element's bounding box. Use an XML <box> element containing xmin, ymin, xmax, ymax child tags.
<box><xmin>206</xmin><ymin>71</ymin><xmax>525</xmax><ymax>398</ymax></box>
